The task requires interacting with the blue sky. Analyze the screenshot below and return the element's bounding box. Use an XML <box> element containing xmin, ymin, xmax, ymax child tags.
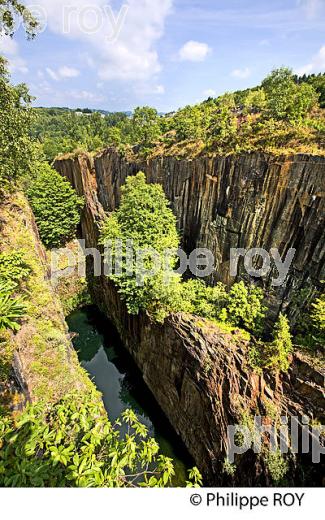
<box><xmin>1</xmin><ymin>0</ymin><xmax>325</xmax><ymax>111</ymax></box>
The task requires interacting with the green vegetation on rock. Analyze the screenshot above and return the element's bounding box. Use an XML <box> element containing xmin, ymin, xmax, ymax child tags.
<box><xmin>0</xmin><ymin>392</ymin><xmax>202</xmax><ymax>487</ymax></box>
<box><xmin>27</xmin><ymin>163</ymin><xmax>84</xmax><ymax>248</ymax></box>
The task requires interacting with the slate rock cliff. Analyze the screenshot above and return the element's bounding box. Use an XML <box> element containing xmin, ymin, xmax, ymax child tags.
<box><xmin>54</xmin><ymin>153</ymin><xmax>325</xmax><ymax>485</ymax></box>
<box><xmin>93</xmin><ymin>149</ymin><xmax>325</xmax><ymax>319</ymax></box>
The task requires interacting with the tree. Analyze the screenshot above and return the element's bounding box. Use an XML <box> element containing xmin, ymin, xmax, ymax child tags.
<box><xmin>262</xmin><ymin>67</ymin><xmax>318</xmax><ymax>123</ymax></box>
<box><xmin>130</xmin><ymin>106</ymin><xmax>161</xmax><ymax>148</ymax></box>
<box><xmin>27</xmin><ymin>163</ymin><xmax>84</xmax><ymax>248</ymax></box>
<box><xmin>207</xmin><ymin>93</ymin><xmax>238</xmax><ymax>145</ymax></box>
<box><xmin>169</xmin><ymin>104</ymin><xmax>205</xmax><ymax>141</ymax></box>
<box><xmin>267</xmin><ymin>313</ymin><xmax>293</xmax><ymax>371</ymax></box>
<box><xmin>310</xmin><ymin>294</ymin><xmax>325</xmax><ymax>349</ymax></box>
<box><xmin>0</xmin><ymin>57</ymin><xmax>37</xmax><ymax>189</ymax></box>
<box><xmin>100</xmin><ymin>172</ymin><xmax>181</xmax><ymax>321</ymax></box>
<box><xmin>243</xmin><ymin>88</ymin><xmax>267</xmax><ymax>114</ymax></box>
<box><xmin>0</xmin><ymin>0</ymin><xmax>38</xmax><ymax>37</ymax></box>
<box><xmin>225</xmin><ymin>281</ymin><xmax>266</xmax><ymax>334</ymax></box>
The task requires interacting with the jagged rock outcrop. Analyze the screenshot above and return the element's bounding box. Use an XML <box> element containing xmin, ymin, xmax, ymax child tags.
<box><xmin>93</xmin><ymin>149</ymin><xmax>325</xmax><ymax>319</ymax></box>
<box><xmin>54</xmin><ymin>153</ymin><xmax>325</xmax><ymax>485</ymax></box>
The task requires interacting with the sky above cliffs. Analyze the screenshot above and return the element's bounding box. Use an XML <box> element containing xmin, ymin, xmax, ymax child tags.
<box><xmin>0</xmin><ymin>0</ymin><xmax>325</xmax><ymax>112</ymax></box>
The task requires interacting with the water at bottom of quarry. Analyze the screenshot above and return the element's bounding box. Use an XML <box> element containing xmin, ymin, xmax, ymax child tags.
<box><xmin>66</xmin><ymin>305</ymin><xmax>194</xmax><ymax>486</ymax></box>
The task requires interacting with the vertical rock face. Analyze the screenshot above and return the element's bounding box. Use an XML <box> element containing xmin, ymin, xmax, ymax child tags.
<box><xmin>54</xmin><ymin>153</ymin><xmax>325</xmax><ymax>486</ymax></box>
<box><xmin>94</xmin><ymin>149</ymin><xmax>325</xmax><ymax>318</ymax></box>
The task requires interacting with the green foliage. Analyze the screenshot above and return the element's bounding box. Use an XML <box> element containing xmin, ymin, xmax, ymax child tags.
<box><xmin>0</xmin><ymin>1</ymin><xmax>38</xmax><ymax>37</ymax></box>
<box><xmin>100</xmin><ymin>174</ymin><xmax>266</xmax><ymax>333</ymax></box>
<box><xmin>0</xmin><ymin>392</ymin><xmax>201</xmax><ymax>487</ymax></box>
<box><xmin>0</xmin><ymin>280</ymin><xmax>25</xmax><ymax>331</ymax></box>
<box><xmin>31</xmin><ymin>109</ymin><xmax>129</xmax><ymax>162</ymax></box>
<box><xmin>129</xmin><ymin>107</ymin><xmax>161</xmax><ymax>148</ymax></box>
<box><xmin>166</xmin><ymin>104</ymin><xmax>206</xmax><ymax>141</ymax></box>
<box><xmin>27</xmin><ymin>163</ymin><xmax>83</xmax><ymax>248</ymax></box>
<box><xmin>267</xmin><ymin>313</ymin><xmax>293</xmax><ymax>371</ymax></box>
<box><xmin>178</xmin><ymin>279</ymin><xmax>228</xmax><ymax>319</ymax></box>
<box><xmin>301</xmin><ymin>293</ymin><xmax>325</xmax><ymax>350</ymax></box>
<box><xmin>100</xmin><ymin>172</ymin><xmax>180</xmax><ymax>321</ymax></box>
<box><xmin>0</xmin><ymin>250</ymin><xmax>29</xmax><ymax>330</ymax></box>
<box><xmin>225</xmin><ymin>281</ymin><xmax>266</xmax><ymax>334</ymax></box>
<box><xmin>262</xmin><ymin>67</ymin><xmax>318</xmax><ymax>123</ymax></box>
<box><xmin>311</xmin><ymin>294</ymin><xmax>325</xmax><ymax>339</ymax></box>
<box><xmin>222</xmin><ymin>458</ymin><xmax>236</xmax><ymax>477</ymax></box>
<box><xmin>0</xmin><ymin>57</ymin><xmax>38</xmax><ymax>189</ymax></box>
<box><xmin>251</xmin><ymin>314</ymin><xmax>293</xmax><ymax>372</ymax></box>
<box><xmin>243</xmin><ymin>88</ymin><xmax>267</xmax><ymax>114</ymax></box>
<box><xmin>31</xmin><ymin>68</ymin><xmax>324</xmax><ymax>160</ymax></box>
<box><xmin>295</xmin><ymin>72</ymin><xmax>325</xmax><ymax>108</ymax></box>
<box><xmin>264</xmin><ymin>450</ymin><xmax>289</xmax><ymax>485</ymax></box>
<box><xmin>0</xmin><ymin>251</ymin><xmax>31</xmax><ymax>287</ymax></box>
<box><xmin>57</xmin><ymin>277</ymin><xmax>91</xmax><ymax>316</ymax></box>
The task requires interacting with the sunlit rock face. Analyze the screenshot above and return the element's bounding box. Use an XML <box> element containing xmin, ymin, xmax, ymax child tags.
<box><xmin>54</xmin><ymin>152</ymin><xmax>325</xmax><ymax>486</ymax></box>
<box><xmin>93</xmin><ymin>149</ymin><xmax>325</xmax><ymax>321</ymax></box>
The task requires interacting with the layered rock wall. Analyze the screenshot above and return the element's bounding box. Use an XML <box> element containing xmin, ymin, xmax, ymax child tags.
<box><xmin>93</xmin><ymin>149</ymin><xmax>325</xmax><ymax>317</ymax></box>
<box><xmin>54</xmin><ymin>153</ymin><xmax>325</xmax><ymax>485</ymax></box>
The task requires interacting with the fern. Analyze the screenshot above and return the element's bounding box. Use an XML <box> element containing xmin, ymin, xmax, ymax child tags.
<box><xmin>0</xmin><ymin>280</ymin><xmax>26</xmax><ymax>331</ymax></box>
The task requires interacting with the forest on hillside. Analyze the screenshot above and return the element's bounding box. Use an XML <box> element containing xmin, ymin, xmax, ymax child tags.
<box><xmin>31</xmin><ymin>69</ymin><xmax>325</xmax><ymax>161</ymax></box>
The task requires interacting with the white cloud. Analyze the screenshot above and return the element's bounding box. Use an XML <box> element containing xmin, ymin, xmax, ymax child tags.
<box><xmin>0</xmin><ymin>34</ymin><xmax>19</xmax><ymax>55</ymax></box>
<box><xmin>178</xmin><ymin>40</ymin><xmax>211</xmax><ymax>62</ymax></box>
<box><xmin>231</xmin><ymin>67</ymin><xmax>251</xmax><ymax>79</ymax></box>
<box><xmin>9</xmin><ymin>56</ymin><xmax>29</xmax><ymax>74</ymax></box>
<box><xmin>68</xmin><ymin>89</ymin><xmax>105</xmax><ymax>102</ymax></box>
<box><xmin>297</xmin><ymin>45</ymin><xmax>325</xmax><ymax>75</ymax></box>
<box><xmin>298</xmin><ymin>0</ymin><xmax>323</xmax><ymax>19</ymax></box>
<box><xmin>135</xmin><ymin>83</ymin><xmax>165</xmax><ymax>95</ymax></box>
<box><xmin>203</xmin><ymin>88</ymin><xmax>216</xmax><ymax>97</ymax></box>
<box><xmin>58</xmin><ymin>66</ymin><xmax>80</xmax><ymax>78</ymax></box>
<box><xmin>259</xmin><ymin>39</ymin><xmax>270</xmax><ymax>46</ymax></box>
<box><xmin>0</xmin><ymin>34</ymin><xmax>28</xmax><ymax>73</ymax></box>
<box><xmin>46</xmin><ymin>67</ymin><xmax>59</xmax><ymax>81</ymax></box>
<box><xmin>46</xmin><ymin>66</ymin><xmax>80</xmax><ymax>80</ymax></box>
<box><xmin>27</xmin><ymin>0</ymin><xmax>172</xmax><ymax>85</ymax></box>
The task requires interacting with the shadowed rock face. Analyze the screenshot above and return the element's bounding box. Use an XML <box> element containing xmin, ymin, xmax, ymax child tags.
<box><xmin>93</xmin><ymin>149</ymin><xmax>325</xmax><ymax>320</ymax></box>
<box><xmin>54</xmin><ymin>152</ymin><xmax>325</xmax><ymax>485</ymax></box>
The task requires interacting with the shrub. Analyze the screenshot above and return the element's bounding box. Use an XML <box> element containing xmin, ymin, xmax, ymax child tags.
<box><xmin>0</xmin><ymin>392</ymin><xmax>202</xmax><ymax>487</ymax></box>
<box><xmin>265</xmin><ymin>450</ymin><xmax>289</xmax><ymax>485</ymax></box>
<box><xmin>0</xmin><ymin>280</ymin><xmax>26</xmax><ymax>332</ymax></box>
<box><xmin>266</xmin><ymin>313</ymin><xmax>293</xmax><ymax>371</ymax></box>
<box><xmin>27</xmin><ymin>163</ymin><xmax>83</xmax><ymax>248</ymax></box>
<box><xmin>100</xmin><ymin>172</ymin><xmax>180</xmax><ymax>321</ymax></box>
<box><xmin>225</xmin><ymin>281</ymin><xmax>266</xmax><ymax>334</ymax></box>
<box><xmin>0</xmin><ymin>251</ymin><xmax>31</xmax><ymax>287</ymax></box>
<box><xmin>310</xmin><ymin>294</ymin><xmax>325</xmax><ymax>348</ymax></box>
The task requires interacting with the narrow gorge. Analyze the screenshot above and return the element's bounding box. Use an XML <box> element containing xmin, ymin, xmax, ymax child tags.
<box><xmin>54</xmin><ymin>149</ymin><xmax>325</xmax><ymax>485</ymax></box>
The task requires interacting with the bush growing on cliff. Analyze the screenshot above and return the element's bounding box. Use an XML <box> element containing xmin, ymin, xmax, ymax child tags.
<box><xmin>262</xmin><ymin>68</ymin><xmax>319</xmax><ymax>124</ymax></box>
<box><xmin>296</xmin><ymin>293</ymin><xmax>325</xmax><ymax>351</ymax></box>
<box><xmin>268</xmin><ymin>313</ymin><xmax>293</xmax><ymax>371</ymax></box>
<box><xmin>27</xmin><ymin>163</ymin><xmax>83</xmax><ymax>248</ymax></box>
<box><xmin>0</xmin><ymin>392</ymin><xmax>202</xmax><ymax>487</ymax></box>
<box><xmin>225</xmin><ymin>281</ymin><xmax>266</xmax><ymax>335</ymax></box>
<box><xmin>250</xmin><ymin>313</ymin><xmax>293</xmax><ymax>372</ymax></box>
<box><xmin>100</xmin><ymin>172</ymin><xmax>181</xmax><ymax>321</ymax></box>
<box><xmin>99</xmin><ymin>173</ymin><xmax>268</xmax><ymax>331</ymax></box>
<box><xmin>0</xmin><ymin>251</ymin><xmax>31</xmax><ymax>287</ymax></box>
